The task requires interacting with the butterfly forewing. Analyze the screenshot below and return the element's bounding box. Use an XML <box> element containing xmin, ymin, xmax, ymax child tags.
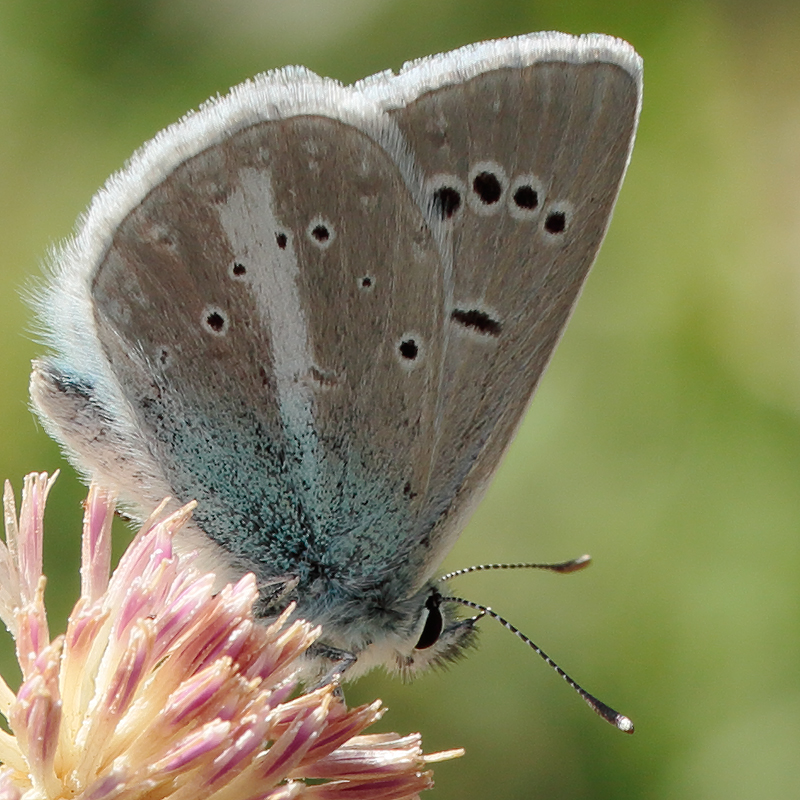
<box><xmin>373</xmin><ymin>48</ymin><xmax>641</xmax><ymax>585</ymax></box>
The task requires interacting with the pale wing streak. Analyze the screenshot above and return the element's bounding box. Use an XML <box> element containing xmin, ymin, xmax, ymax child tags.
<box><xmin>218</xmin><ymin>168</ymin><xmax>323</xmax><ymax>523</ymax></box>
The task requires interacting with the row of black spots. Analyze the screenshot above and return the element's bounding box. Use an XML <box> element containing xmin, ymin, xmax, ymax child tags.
<box><xmin>428</xmin><ymin>169</ymin><xmax>570</xmax><ymax>237</ymax></box>
<box><xmin>451</xmin><ymin>308</ymin><xmax>502</xmax><ymax>337</ymax></box>
<box><xmin>430</xmin><ymin>165</ymin><xmax>518</xmax><ymax>219</ymax></box>
<box><xmin>500</xmin><ymin>174</ymin><xmax>571</xmax><ymax>237</ymax></box>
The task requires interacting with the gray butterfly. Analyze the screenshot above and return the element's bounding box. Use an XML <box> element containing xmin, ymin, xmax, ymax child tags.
<box><xmin>30</xmin><ymin>31</ymin><xmax>641</xmax><ymax>710</ymax></box>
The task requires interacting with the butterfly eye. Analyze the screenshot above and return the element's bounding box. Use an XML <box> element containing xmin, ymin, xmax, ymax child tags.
<box><xmin>414</xmin><ymin>594</ymin><xmax>443</xmax><ymax>650</ymax></box>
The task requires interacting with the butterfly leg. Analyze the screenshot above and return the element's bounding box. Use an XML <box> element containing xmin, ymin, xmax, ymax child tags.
<box><xmin>307</xmin><ymin>642</ymin><xmax>358</xmax><ymax>694</ymax></box>
<box><xmin>254</xmin><ymin>576</ymin><xmax>300</xmax><ymax>614</ymax></box>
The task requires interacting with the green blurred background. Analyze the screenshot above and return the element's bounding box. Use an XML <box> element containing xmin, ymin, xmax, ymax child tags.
<box><xmin>2</xmin><ymin>0</ymin><xmax>800</xmax><ymax>798</ymax></box>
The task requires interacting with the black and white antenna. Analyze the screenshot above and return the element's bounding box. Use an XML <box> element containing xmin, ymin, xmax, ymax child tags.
<box><xmin>442</xmin><ymin>555</ymin><xmax>634</xmax><ymax>734</ymax></box>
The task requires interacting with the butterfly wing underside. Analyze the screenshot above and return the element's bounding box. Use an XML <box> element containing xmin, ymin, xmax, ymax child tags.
<box><xmin>30</xmin><ymin>34</ymin><xmax>641</xmax><ymax>630</ymax></box>
<box><xmin>81</xmin><ymin>113</ymin><xmax>452</xmax><ymax>598</ymax></box>
<box><xmin>366</xmin><ymin>37</ymin><xmax>642</xmax><ymax>589</ymax></box>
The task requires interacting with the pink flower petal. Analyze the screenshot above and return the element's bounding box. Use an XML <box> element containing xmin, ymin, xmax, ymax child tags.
<box><xmin>0</xmin><ymin>475</ymin><xmax>455</xmax><ymax>800</ymax></box>
<box><xmin>81</xmin><ymin>485</ymin><xmax>115</xmax><ymax>603</ymax></box>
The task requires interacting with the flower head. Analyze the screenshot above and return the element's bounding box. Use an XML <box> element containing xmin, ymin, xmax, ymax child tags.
<box><xmin>0</xmin><ymin>473</ymin><xmax>459</xmax><ymax>800</ymax></box>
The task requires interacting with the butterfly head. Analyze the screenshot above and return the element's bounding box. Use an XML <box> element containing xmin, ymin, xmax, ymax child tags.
<box><xmin>394</xmin><ymin>588</ymin><xmax>482</xmax><ymax>678</ymax></box>
<box><xmin>327</xmin><ymin>557</ymin><xmax>595</xmax><ymax>681</ymax></box>
<box><xmin>296</xmin><ymin>580</ymin><xmax>481</xmax><ymax>682</ymax></box>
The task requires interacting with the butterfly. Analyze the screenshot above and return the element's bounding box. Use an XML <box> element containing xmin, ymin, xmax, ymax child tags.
<box><xmin>30</xmin><ymin>31</ymin><xmax>641</xmax><ymax>725</ymax></box>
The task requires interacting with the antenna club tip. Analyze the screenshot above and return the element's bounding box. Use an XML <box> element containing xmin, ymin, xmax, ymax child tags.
<box><xmin>558</xmin><ymin>554</ymin><xmax>592</xmax><ymax>573</ymax></box>
<box><xmin>616</xmin><ymin>715</ymin><xmax>635</xmax><ymax>734</ymax></box>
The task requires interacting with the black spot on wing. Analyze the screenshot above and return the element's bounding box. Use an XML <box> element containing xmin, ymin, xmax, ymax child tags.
<box><xmin>451</xmin><ymin>308</ymin><xmax>502</xmax><ymax>336</ymax></box>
